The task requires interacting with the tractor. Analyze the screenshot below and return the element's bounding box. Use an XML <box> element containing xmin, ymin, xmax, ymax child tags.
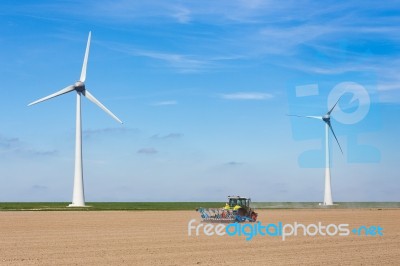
<box><xmin>197</xmin><ymin>196</ymin><xmax>258</xmax><ymax>223</ymax></box>
<box><xmin>223</xmin><ymin>196</ymin><xmax>258</xmax><ymax>221</ymax></box>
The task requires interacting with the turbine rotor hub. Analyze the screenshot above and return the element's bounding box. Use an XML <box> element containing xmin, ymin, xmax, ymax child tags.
<box><xmin>322</xmin><ymin>115</ymin><xmax>330</xmax><ymax>122</ymax></box>
<box><xmin>74</xmin><ymin>81</ymin><xmax>85</xmax><ymax>92</ymax></box>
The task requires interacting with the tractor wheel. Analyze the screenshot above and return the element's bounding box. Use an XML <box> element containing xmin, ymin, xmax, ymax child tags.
<box><xmin>251</xmin><ymin>212</ymin><xmax>258</xmax><ymax>222</ymax></box>
<box><xmin>237</xmin><ymin>208</ymin><xmax>246</xmax><ymax>217</ymax></box>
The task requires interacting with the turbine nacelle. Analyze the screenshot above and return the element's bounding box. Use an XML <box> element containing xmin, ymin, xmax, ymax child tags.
<box><xmin>322</xmin><ymin>115</ymin><xmax>330</xmax><ymax>122</ymax></box>
<box><xmin>74</xmin><ymin>81</ymin><xmax>85</xmax><ymax>92</ymax></box>
<box><xmin>288</xmin><ymin>96</ymin><xmax>343</xmax><ymax>154</ymax></box>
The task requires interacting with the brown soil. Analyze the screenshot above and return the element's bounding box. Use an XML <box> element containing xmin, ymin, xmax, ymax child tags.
<box><xmin>0</xmin><ymin>209</ymin><xmax>399</xmax><ymax>265</ymax></box>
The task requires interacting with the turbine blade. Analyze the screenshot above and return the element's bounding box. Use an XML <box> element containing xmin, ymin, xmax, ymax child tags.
<box><xmin>83</xmin><ymin>90</ymin><xmax>123</xmax><ymax>124</ymax></box>
<box><xmin>287</xmin><ymin>114</ymin><xmax>322</xmax><ymax>120</ymax></box>
<box><xmin>305</xmin><ymin>115</ymin><xmax>323</xmax><ymax>120</ymax></box>
<box><xmin>327</xmin><ymin>121</ymin><xmax>343</xmax><ymax>154</ymax></box>
<box><xmin>327</xmin><ymin>95</ymin><xmax>343</xmax><ymax>115</ymax></box>
<box><xmin>28</xmin><ymin>85</ymin><xmax>75</xmax><ymax>106</ymax></box>
<box><xmin>80</xmin><ymin>31</ymin><xmax>91</xmax><ymax>82</ymax></box>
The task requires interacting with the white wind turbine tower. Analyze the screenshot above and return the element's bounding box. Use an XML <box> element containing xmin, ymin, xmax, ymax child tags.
<box><xmin>290</xmin><ymin>97</ymin><xmax>343</xmax><ymax>206</ymax></box>
<box><xmin>28</xmin><ymin>32</ymin><xmax>123</xmax><ymax>207</ymax></box>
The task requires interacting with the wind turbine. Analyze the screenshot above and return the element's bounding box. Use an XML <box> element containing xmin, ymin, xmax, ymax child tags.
<box><xmin>289</xmin><ymin>97</ymin><xmax>343</xmax><ymax>206</ymax></box>
<box><xmin>28</xmin><ymin>32</ymin><xmax>123</xmax><ymax>207</ymax></box>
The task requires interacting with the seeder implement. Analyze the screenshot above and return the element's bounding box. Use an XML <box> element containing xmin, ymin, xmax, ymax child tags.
<box><xmin>197</xmin><ymin>196</ymin><xmax>258</xmax><ymax>223</ymax></box>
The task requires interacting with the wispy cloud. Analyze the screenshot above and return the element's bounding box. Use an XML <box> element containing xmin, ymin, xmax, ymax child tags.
<box><xmin>137</xmin><ymin>50</ymin><xmax>208</xmax><ymax>72</ymax></box>
<box><xmin>225</xmin><ymin>161</ymin><xmax>244</xmax><ymax>166</ymax></box>
<box><xmin>79</xmin><ymin>1</ymin><xmax>300</xmax><ymax>25</ymax></box>
<box><xmin>0</xmin><ymin>135</ymin><xmax>57</xmax><ymax>157</ymax></box>
<box><xmin>137</xmin><ymin>147</ymin><xmax>158</xmax><ymax>154</ymax></box>
<box><xmin>31</xmin><ymin>185</ymin><xmax>48</xmax><ymax>191</ymax></box>
<box><xmin>220</xmin><ymin>92</ymin><xmax>274</xmax><ymax>100</ymax></box>
<box><xmin>11</xmin><ymin>0</ymin><xmax>400</xmax><ymax>101</ymax></box>
<box><xmin>97</xmin><ymin>38</ymin><xmax>246</xmax><ymax>73</ymax></box>
<box><xmin>99</xmin><ymin>41</ymin><xmax>214</xmax><ymax>73</ymax></box>
<box><xmin>83</xmin><ymin>127</ymin><xmax>137</xmax><ymax>139</ymax></box>
<box><xmin>151</xmin><ymin>133</ymin><xmax>183</xmax><ymax>140</ymax></box>
<box><xmin>0</xmin><ymin>136</ymin><xmax>20</xmax><ymax>149</ymax></box>
<box><xmin>19</xmin><ymin>149</ymin><xmax>58</xmax><ymax>157</ymax></box>
<box><xmin>151</xmin><ymin>100</ymin><xmax>177</xmax><ymax>106</ymax></box>
<box><xmin>171</xmin><ymin>6</ymin><xmax>191</xmax><ymax>23</ymax></box>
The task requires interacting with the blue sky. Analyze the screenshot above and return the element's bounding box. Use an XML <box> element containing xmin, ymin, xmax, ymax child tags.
<box><xmin>0</xmin><ymin>1</ymin><xmax>399</xmax><ymax>202</ymax></box>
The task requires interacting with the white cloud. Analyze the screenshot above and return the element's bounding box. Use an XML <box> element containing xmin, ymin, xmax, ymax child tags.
<box><xmin>220</xmin><ymin>92</ymin><xmax>274</xmax><ymax>100</ymax></box>
<box><xmin>151</xmin><ymin>100</ymin><xmax>177</xmax><ymax>106</ymax></box>
<box><xmin>101</xmin><ymin>42</ymin><xmax>214</xmax><ymax>72</ymax></box>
